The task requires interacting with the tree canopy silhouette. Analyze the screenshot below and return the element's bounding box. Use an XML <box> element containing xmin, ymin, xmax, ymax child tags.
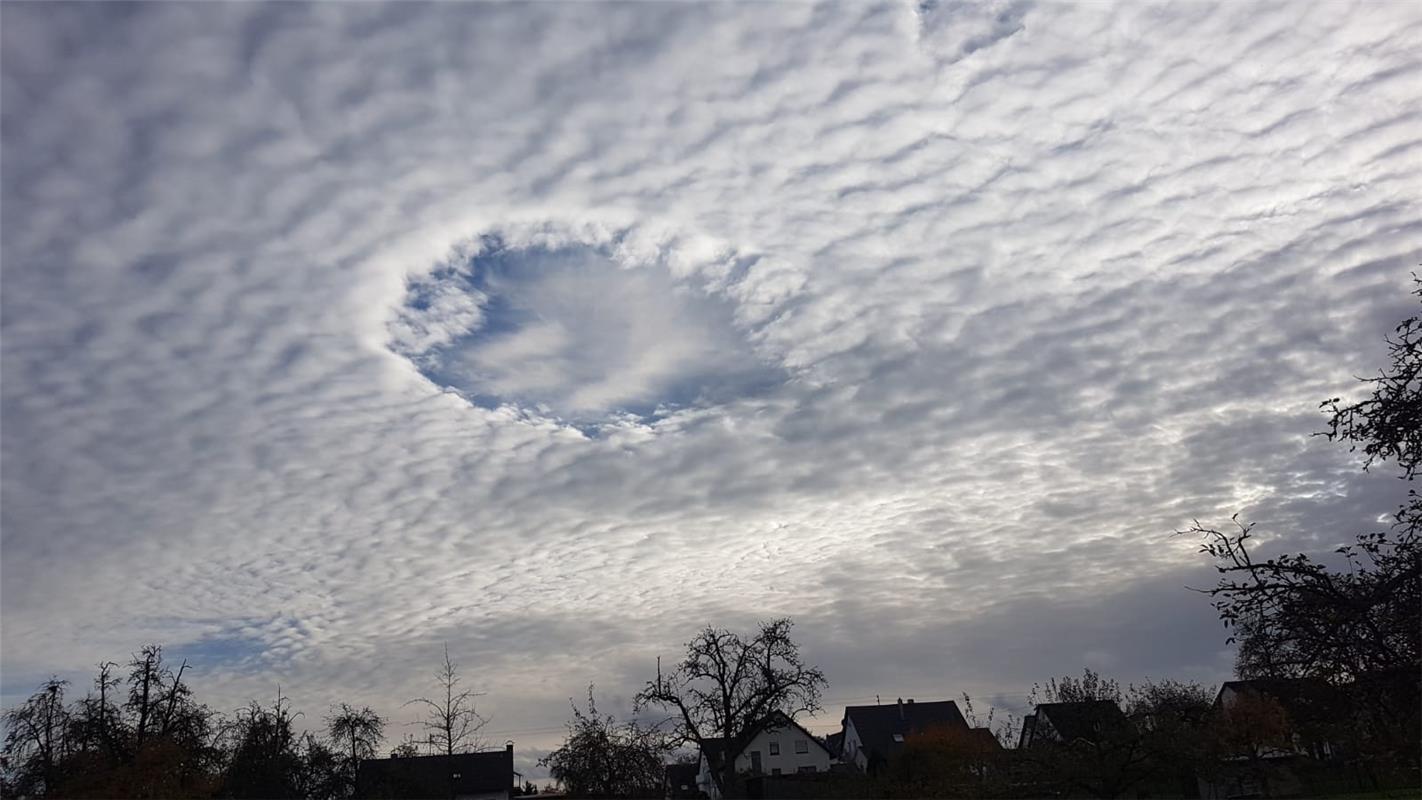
<box><xmin>1185</xmin><ymin>277</ymin><xmax>1421</xmax><ymax>779</ymax></box>
<box><xmin>540</xmin><ymin>685</ymin><xmax>671</xmax><ymax>798</ymax></box>
<box><xmin>635</xmin><ymin>618</ymin><xmax>825</xmax><ymax>799</ymax></box>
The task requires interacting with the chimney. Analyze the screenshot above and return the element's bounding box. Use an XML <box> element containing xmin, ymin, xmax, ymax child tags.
<box><xmin>907</xmin><ymin>698</ymin><xmax>914</xmax><ymax>704</ymax></box>
<box><xmin>897</xmin><ymin>697</ymin><xmax>904</xmax><ymax>719</ymax></box>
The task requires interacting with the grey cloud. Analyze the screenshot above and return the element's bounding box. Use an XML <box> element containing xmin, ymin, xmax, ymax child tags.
<box><xmin>2</xmin><ymin>0</ymin><xmax>1420</xmax><ymax>766</ymax></box>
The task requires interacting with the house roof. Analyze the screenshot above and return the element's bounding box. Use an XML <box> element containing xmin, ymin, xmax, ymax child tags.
<box><xmin>1018</xmin><ymin>714</ymin><xmax>1037</xmax><ymax>750</ymax></box>
<box><xmin>967</xmin><ymin>728</ymin><xmax>1003</xmax><ymax>751</ymax></box>
<box><xmin>1033</xmin><ymin>700</ymin><xmax>1130</xmax><ymax>744</ymax></box>
<box><xmin>357</xmin><ymin>748</ymin><xmax>514</xmax><ymax>799</ymax></box>
<box><xmin>1217</xmin><ymin>678</ymin><xmax>1344</xmax><ymax>727</ymax></box>
<box><xmin>699</xmin><ymin>711</ymin><xmax>834</xmax><ymax>767</ymax></box>
<box><xmin>823</xmin><ymin>731</ymin><xmax>844</xmax><ymax>759</ymax></box>
<box><xmin>843</xmin><ymin>699</ymin><xmax>969</xmax><ymax>760</ymax></box>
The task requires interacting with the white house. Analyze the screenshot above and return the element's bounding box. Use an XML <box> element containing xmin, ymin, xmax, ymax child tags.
<box><xmin>696</xmin><ymin>712</ymin><xmax>835</xmax><ymax>799</ymax></box>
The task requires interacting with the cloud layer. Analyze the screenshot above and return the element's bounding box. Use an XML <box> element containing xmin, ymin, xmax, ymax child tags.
<box><xmin>3</xmin><ymin>0</ymin><xmax>1420</xmax><ymax>772</ymax></box>
<box><xmin>390</xmin><ymin>232</ymin><xmax>783</xmax><ymax>421</ymax></box>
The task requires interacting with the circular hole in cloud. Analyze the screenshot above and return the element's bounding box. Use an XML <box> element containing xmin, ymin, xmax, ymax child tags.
<box><xmin>389</xmin><ymin>234</ymin><xmax>785</xmax><ymax>424</ymax></box>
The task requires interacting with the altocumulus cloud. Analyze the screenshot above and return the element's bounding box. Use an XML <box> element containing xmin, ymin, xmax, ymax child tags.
<box><xmin>2</xmin><ymin>0</ymin><xmax>1420</xmax><ymax>770</ymax></box>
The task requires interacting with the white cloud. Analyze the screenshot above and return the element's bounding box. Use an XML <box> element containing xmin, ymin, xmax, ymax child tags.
<box><xmin>391</xmin><ymin>232</ymin><xmax>784</xmax><ymax>420</ymax></box>
<box><xmin>2</xmin><ymin>0</ymin><xmax>1419</xmax><ymax>773</ymax></box>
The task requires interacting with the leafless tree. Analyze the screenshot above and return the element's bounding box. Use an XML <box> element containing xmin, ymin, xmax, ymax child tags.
<box><xmin>125</xmin><ymin>644</ymin><xmax>192</xmax><ymax>753</ymax></box>
<box><xmin>405</xmin><ymin>645</ymin><xmax>489</xmax><ymax>759</ymax></box>
<box><xmin>635</xmin><ymin>618</ymin><xmax>826</xmax><ymax>799</ymax></box>
<box><xmin>1</xmin><ymin>678</ymin><xmax>71</xmax><ymax>795</ymax></box>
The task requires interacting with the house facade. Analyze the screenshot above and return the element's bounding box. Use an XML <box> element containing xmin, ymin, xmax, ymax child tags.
<box><xmin>696</xmin><ymin>712</ymin><xmax>835</xmax><ymax>799</ymax></box>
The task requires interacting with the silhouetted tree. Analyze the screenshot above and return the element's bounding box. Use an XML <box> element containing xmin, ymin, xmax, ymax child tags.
<box><xmin>1125</xmin><ymin>679</ymin><xmax>1214</xmax><ymax>797</ymax></box>
<box><xmin>1</xmin><ymin>648</ymin><xmax>222</xmax><ymax>798</ymax></box>
<box><xmin>540</xmin><ymin>685</ymin><xmax>672</xmax><ymax>797</ymax></box>
<box><xmin>1187</xmin><ymin>515</ymin><xmax>1418</xmax><ymax>684</ymax></box>
<box><xmin>221</xmin><ymin>690</ymin><xmax>307</xmax><ymax>799</ymax></box>
<box><xmin>635</xmin><ymin>618</ymin><xmax>826</xmax><ymax>799</ymax></box>
<box><xmin>388</xmin><ymin>734</ymin><xmax>422</xmax><ymax>759</ymax></box>
<box><xmin>326</xmin><ymin>703</ymin><xmax>384</xmax><ymax>797</ymax></box>
<box><xmin>296</xmin><ymin>733</ymin><xmax>346</xmax><ymax>800</ymax></box>
<box><xmin>2</xmin><ymin>678</ymin><xmax>71</xmax><ymax>796</ymax></box>
<box><xmin>1322</xmin><ymin>276</ymin><xmax>1422</xmax><ymax>482</ymax></box>
<box><xmin>1031</xmin><ymin>668</ymin><xmax>1122</xmax><ymax>706</ymax></box>
<box><xmin>405</xmin><ymin>645</ymin><xmax>490</xmax><ymax>799</ymax></box>
<box><xmin>1187</xmin><ymin>277</ymin><xmax>1422</xmax><ymax>781</ymax></box>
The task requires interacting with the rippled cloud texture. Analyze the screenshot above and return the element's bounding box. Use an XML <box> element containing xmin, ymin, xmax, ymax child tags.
<box><xmin>3</xmin><ymin>1</ymin><xmax>1420</xmax><ymax>770</ymax></box>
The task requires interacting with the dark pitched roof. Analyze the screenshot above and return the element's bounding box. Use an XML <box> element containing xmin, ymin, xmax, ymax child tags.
<box><xmin>823</xmin><ymin>731</ymin><xmax>844</xmax><ymax>759</ymax></box>
<box><xmin>1018</xmin><ymin>714</ymin><xmax>1037</xmax><ymax>749</ymax></box>
<box><xmin>967</xmin><ymin>728</ymin><xmax>1003</xmax><ymax>751</ymax></box>
<box><xmin>357</xmin><ymin>748</ymin><xmax>514</xmax><ymax>799</ymax></box>
<box><xmin>844</xmin><ymin>700</ymin><xmax>969</xmax><ymax>760</ymax></box>
<box><xmin>1217</xmin><ymin>678</ymin><xmax>1344</xmax><ymax>727</ymax></box>
<box><xmin>1034</xmin><ymin>701</ymin><xmax>1130</xmax><ymax>744</ymax></box>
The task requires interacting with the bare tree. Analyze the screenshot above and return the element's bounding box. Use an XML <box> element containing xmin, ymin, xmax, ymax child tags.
<box><xmin>125</xmin><ymin>644</ymin><xmax>192</xmax><ymax>754</ymax></box>
<box><xmin>388</xmin><ymin>734</ymin><xmax>422</xmax><ymax>759</ymax></box>
<box><xmin>635</xmin><ymin>618</ymin><xmax>826</xmax><ymax>799</ymax></box>
<box><xmin>405</xmin><ymin>645</ymin><xmax>489</xmax><ymax>759</ymax></box>
<box><xmin>1</xmin><ymin>678</ymin><xmax>71</xmax><ymax>796</ymax></box>
<box><xmin>326</xmin><ymin>703</ymin><xmax>385</xmax><ymax>793</ymax></box>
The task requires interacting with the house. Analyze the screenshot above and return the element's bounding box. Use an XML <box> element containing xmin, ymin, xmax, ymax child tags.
<box><xmin>1201</xmin><ymin>678</ymin><xmax>1352</xmax><ymax>799</ymax></box>
<box><xmin>839</xmin><ymin>698</ymin><xmax>969</xmax><ymax>774</ymax></box>
<box><xmin>965</xmin><ymin>727</ymin><xmax>1004</xmax><ymax>752</ymax></box>
<box><xmin>356</xmin><ymin>743</ymin><xmax>517</xmax><ymax>800</ymax></box>
<box><xmin>664</xmin><ymin>762</ymin><xmax>701</xmax><ymax>799</ymax></box>
<box><xmin>1214</xmin><ymin>678</ymin><xmax>1344</xmax><ymax>757</ymax></box>
<box><xmin>1017</xmin><ymin>700</ymin><xmax>1131</xmax><ymax>748</ymax></box>
<box><xmin>696</xmin><ymin>711</ymin><xmax>836</xmax><ymax>799</ymax></box>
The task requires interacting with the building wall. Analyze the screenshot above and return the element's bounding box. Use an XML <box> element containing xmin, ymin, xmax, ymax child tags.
<box><xmin>735</xmin><ymin>722</ymin><xmax>832</xmax><ymax>776</ymax></box>
<box><xmin>841</xmin><ymin>718</ymin><xmax>868</xmax><ymax>771</ymax></box>
<box><xmin>697</xmin><ymin>723</ymin><xmax>833</xmax><ymax>799</ymax></box>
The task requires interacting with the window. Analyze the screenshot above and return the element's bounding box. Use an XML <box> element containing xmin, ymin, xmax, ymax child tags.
<box><xmin>771</xmin><ymin>768</ymin><xmax>782</xmax><ymax>776</ymax></box>
<box><xmin>769</xmin><ymin>740</ymin><xmax>780</xmax><ymax>755</ymax></box>
<box><xmin>892</xmin><ymin>734</ymin><xmax>904</xmax><ymax>742</ymax></box>
<box><xmin>797</xmin><ymin>766</ymin><xmax>816</xmax><ymax>773</ymax></box>
<box><xmin>794</xmin><ymin>739</ymin><xmax>809</xmax><ymax>754</ymax></box>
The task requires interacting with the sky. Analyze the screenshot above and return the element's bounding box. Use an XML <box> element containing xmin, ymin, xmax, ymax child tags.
<box><xmin>2</xmin><ymin>0</ymin><xmax>1420</xmax><ymax>779</ymax></box>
